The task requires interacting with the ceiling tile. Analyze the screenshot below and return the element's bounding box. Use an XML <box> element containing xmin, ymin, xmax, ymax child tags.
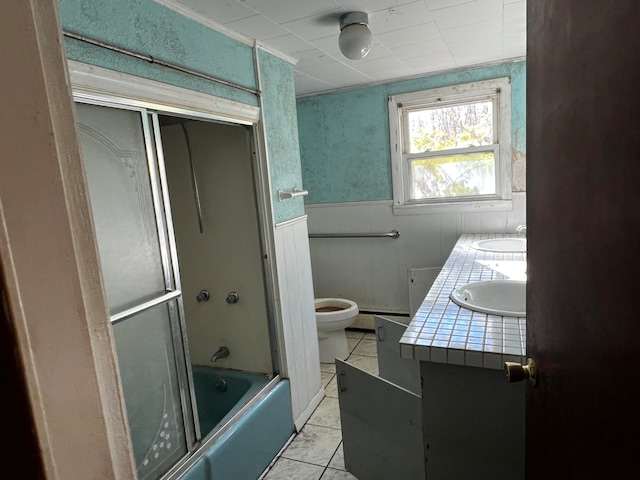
<box><xmin>161</xmin><ymin>0</ymin><xmax>527</xmax><ymax>97</ymax></box>
<box><xmin>390</xmin><ymin>37</ymin><xmax>449</xmax><ymax>60</ymax></box>
<box><xmin>241</xmin><ymin>0</ymin><xmax>339</xmax><ymax>24</ymax></box>
<box><xmin>267</xmin><ymin>34</ymin><xmax>314</xmax><ymax>56</ymax></box>
<box><xmin>504</xmin><ymin>20</ymin><xmax>525</xmax><ymax>37</ymax></box>
<box><xmin>294</xmin><ymin>72</ymin><xmax>336</xmax><ymax>95</ymax></box>
<box><xmin>364</xmin><ymin>63</ymin><xmax>415</xmax><ymax>82</ymax></box>
<box><xmin>299</xmin><ymin>61</ymin><xmax>374</xmax><ymax>85</ymax></box>
<box><xmin>308</xmin><ymin>35</ymin><xmax>344</xmax><ymax>58</ymax></box>
<box><xmin>369</xmin><ymin>1</ymin><xmax>434</xmax><ymax>34</ymax></box>
<box><xmin>403</xmin><ymin>50</ymin><xmax>456</xmax><ymax>71</ymax></box>
<box><xmin>225</xmin><ymin>14</ymin><xmax>289</xmax><ymax>41</ymax></box>
<box><xmin>294</xmin><ymin>49</ymin><xmax>341</xmax><ymax>71</ymax></box>
<box><xmin>375</xmin><ymin>22</ymin><xmax>442</xmax><ymax>49</ymax></box>
<box><xmin>431</xmin><ymin>0</ymin><xmax>503</xmax><ymax>29</ymax></box>
<box><xmin>424</xmin><ymin>0</ymin><xmax>474</xmax><ymax>10</ymax></box>
<box><xmin>448</xmin><ymin>32</ymin><xmax>504</xmax><ymax>63</ymax></box>
<box><xmin>282</xmin><ymin>15</ymin><xmax>341</xmax><ymax>42</ymax></box>
<box><xmin>353</xmin><ymin>55</ymin><xmax>405</xmax><ymax>75</ymax></box>
<box><xmin>503</xmin><ymin>34</ymin><xmax>526</xmax><ymax>58</ymax></box>
<box><xmin>175</xmin><ymin>0</ymin><xmax>255</xmax><ymax>24</ymax></box>
<box><xmin>338</xmin><ymin>0</ymin><xmax>417</xmax><ymax>13</ymax></box>
<box><xmin>504</xmin><ymin>1</ymin><xmax>526</xmax><ymax>25</ymax></box>
<box><xmin>440</xmin><ymin>16</ymin><xmax>503</xmax><ymax>43</ymax></box>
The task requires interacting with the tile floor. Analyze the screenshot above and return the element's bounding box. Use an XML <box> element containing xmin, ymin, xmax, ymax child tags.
<box><xmin>260</xmin><ymin>329</ymin><xmax>379</xmax><ymax>480</ymax></box>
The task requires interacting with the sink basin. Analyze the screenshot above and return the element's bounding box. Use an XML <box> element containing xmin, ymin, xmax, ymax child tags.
<box><xmin>449</xmin><ymin>279</ymin><xmax>526</xmax><ymax>317</ymax></box>
<box><xmin>471</xmin><ymin>237</ymin><xmax>526</xmax><ymax>253</ymax></box>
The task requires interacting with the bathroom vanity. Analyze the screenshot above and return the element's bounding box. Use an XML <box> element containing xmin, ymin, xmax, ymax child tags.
<box><xmin>336</xmin><ymin>233</ymin><xmax>526</xmax><ymax>480</ymax></box>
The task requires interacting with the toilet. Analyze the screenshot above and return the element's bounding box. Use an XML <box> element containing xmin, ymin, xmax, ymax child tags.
<box><xmin>314</xmin><ymin>298</ymin><xmax>359</xmax><ymax>363</ymax></box>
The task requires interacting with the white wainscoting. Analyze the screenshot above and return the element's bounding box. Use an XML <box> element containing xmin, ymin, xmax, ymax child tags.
<box><xmin>274</xmin><ymin>215</ymin><xmax>323</xmax><ymax>430</ymax></box>
<box><xmin>305</xmin><ymin>193</ymin><xmax>526</xmax><ymax>314</ymax></box>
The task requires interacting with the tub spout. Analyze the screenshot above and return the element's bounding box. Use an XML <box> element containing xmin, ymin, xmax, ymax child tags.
<box><xmin>211</xmin><ymin>346</ymin><xmax>229</xmax><ymax>362</ymax></box>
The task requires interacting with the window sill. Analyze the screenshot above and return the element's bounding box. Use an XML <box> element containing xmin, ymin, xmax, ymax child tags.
<box><xmin>392</xmin><ymin>199</ymin><xmax>513</xmax><ymax>216</ymax></box>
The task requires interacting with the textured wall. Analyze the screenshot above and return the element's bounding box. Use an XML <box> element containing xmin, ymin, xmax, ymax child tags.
<box><xmin>58</xmin><ymin>0</ymin><xmax>304</xmax><ymax>223</ymax></box>
<box><xmin>59</xmin><ymin>0</ymin><xmax>257</xmax><ymax>106</ymax></box>
<box><xmin>258</xmin><ymin>50</ymin><xmax>306</xmax><ymax>224</ymax></box>
<box><xmin>297</xmin><ymin>61</ymin><xmax>526</xmax><ymax>204</ymax></box>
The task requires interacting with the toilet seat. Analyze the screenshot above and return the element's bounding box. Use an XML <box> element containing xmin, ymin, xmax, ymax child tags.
<box><xmin>315</xmin><ymin>298</ymin><xmax>358</xmax><ymax>324</ymax></box>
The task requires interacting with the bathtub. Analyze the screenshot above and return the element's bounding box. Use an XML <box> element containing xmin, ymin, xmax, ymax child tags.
<box><xmin>192</xmin><ymin>366</ymin><xmax>271</xmax><ymax>437</ymax></box>
<box><xmin>179</xmin><ymin>367</ymin><xmax>293</xmax><ymax>480</ymax></box>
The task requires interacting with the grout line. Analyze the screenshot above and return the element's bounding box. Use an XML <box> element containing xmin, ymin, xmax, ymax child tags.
<box><xmin>320</xmin><ymin>441</ymin><xmax>344</xmax><ymax>478</ymax></box>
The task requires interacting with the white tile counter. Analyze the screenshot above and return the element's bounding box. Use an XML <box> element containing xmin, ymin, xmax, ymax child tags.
<box><xmin>399</xmin><ymin>233</ymin><xmax>526</xmax><ymax>370</ymax></box>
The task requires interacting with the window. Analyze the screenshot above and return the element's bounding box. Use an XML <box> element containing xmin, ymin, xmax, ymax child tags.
<box><xmin>389</xmin><ymin>77</ymin><xmax>512</xmax><ymax>212</ymax></box>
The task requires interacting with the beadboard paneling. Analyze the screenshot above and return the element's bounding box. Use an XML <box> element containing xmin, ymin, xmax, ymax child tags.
<box><xmin>274</xmin><ymin>216</ymin><xmax>323</xmax><ymax>429</ymax></box>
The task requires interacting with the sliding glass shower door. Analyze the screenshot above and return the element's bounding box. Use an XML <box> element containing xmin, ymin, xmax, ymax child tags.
<box><xmin>75</xmin><ymin>101</ymin><xmax>196</xmax><ymax>480</ymax></box>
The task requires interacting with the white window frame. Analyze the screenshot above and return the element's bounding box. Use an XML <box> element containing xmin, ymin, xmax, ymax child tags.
<box><xmin>389</xmin><ymin>77</ymin><xmax>512</xmax><ymax>215</ymax></box>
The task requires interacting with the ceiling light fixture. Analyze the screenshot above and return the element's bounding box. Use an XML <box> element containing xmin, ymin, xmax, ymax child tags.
<box><xmin>338</xmin><ymin>12</ymin><xmax>372</xmax><ymax>60</ymax></box>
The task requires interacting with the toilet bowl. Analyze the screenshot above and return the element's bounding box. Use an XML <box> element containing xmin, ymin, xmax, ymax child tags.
<box><xmin>314</xmin><ymin>298</ymin><xmax>359</xmax><ymax>363</ymax></box>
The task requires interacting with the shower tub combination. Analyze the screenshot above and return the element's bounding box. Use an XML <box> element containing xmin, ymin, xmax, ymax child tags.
<box><xmin>76</xmin><ymin>99</ymin><xmax>292</xmax><ymax>480</ymax></box>
<box><xmin>178</xmin><ymin>367</ymin><xmax>293</xmax><ymax>480</ymax></box>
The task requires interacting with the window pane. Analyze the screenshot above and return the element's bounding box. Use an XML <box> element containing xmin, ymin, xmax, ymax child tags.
<box><xmin>409</xmin><ymin>151</ymin><xmax>495</xmax><ymax>200</ymax></box>
<box><xmin>407</xmin><ymin>101</ymin><xmax>493</xmax><ymax>153</ymax></box>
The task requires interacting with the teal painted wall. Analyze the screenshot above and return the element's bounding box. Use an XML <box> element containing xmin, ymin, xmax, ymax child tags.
<box><xmin>297</xmin><ymin>61</ymin><xmax>526</xmax><ymax>204</ymax></box>
<box><xmin>258</xmin><ymin>51</ymin><xmax>306</xmax><ymax>224</ymax></box>
<box><xmin>58</xmin><ymin>0</ymin><xmax>304</xmax><ymax>223</ymax></box>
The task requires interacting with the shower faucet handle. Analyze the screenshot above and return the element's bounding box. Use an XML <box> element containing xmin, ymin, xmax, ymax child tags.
<box><xmin>196</xmin><ymin>290</ymin><xmax>210</xmax><ymax>302</ymax></box>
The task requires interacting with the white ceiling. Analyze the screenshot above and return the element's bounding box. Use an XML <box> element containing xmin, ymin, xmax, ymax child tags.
<box><xmin>161</xmin><ymin>0</ymin><xmax>526</xmax><ymax>97</ymax></box>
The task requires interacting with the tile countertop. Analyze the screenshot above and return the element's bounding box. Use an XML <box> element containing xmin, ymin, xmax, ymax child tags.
<box><xmin>399</xmin><ymin>233</ymin><xmax>527</xmax><ymax>370</ymax></box>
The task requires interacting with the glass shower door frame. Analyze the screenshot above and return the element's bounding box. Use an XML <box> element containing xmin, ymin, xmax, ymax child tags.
<box><xmin>74</xmin><ymin>94</ymin><xmax>201</xmax><ymax>456</ymax></box>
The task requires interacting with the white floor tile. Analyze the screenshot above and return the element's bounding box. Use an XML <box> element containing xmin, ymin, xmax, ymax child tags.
<box><xmin>307</xmin><ymin>397</ymin><xmax>341</xmax><ymax>430</ymax></box>
<box><xmin>320</xmin><ymin>468</ymin><xmax>358</xmax><ymax>479</ymax></box>
<box><xmin>321</xmin><ymin>371</ymin><xmax>334</xmax><ymax>388</ymax></box>
<box><xmin>263</xmin><ymin>457</ymin><xmax>325</xmax><ymax>479</ymax></box>
<box><xmin>345</xmin><ymin>329</ymin><xmax>365</xmax><ymax>339</ymax></box>
<box><xmin>328</xmin><ymin>443</ymin><xmax>345</xmax><ymax>470</ymax></box>
<box><xmin>350</xmin><ymin>339</ymin><xmax>378</xmax><ymax>357</ymax></box>
<box><xmin>324</xmin><ymin>376</ymin><xmax>338</xmax><ymax>398</ymax></box>
<box><xmin>280</xmin><ymin>424</ymin><xmax>342</xmax><ymax>466</ymax></box>
<box><xmin>320</xmin><ymin>362</ymin><xmax>336</xmax><ymax>374</ymax></box>
<box><xmin>346</xmin><ymin>336</ymin><xmax>361</xmax><ymax>353</ymax></box>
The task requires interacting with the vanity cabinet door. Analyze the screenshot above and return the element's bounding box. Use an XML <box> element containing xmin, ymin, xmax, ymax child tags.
<box><xmin>336</xmin><ymin>359</ymin><xmax>427</xmax><ymax>480</ymax></box>
<box><xmin>375</xmin><ymin>315</ymin><xmax>421</xmax><ymax>395</ymax></box>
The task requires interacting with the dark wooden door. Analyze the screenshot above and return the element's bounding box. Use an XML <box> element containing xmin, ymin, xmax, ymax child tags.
<box><xmin>527</xmin><ymin>1</ymin><xmax>640</xmax><ymax>477</ymax></box>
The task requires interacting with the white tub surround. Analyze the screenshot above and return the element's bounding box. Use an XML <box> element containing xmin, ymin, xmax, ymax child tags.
<box><xmin>400</xmin><ymin>233</ymin><xmax>526</xmax><ymax>369</ymax></box>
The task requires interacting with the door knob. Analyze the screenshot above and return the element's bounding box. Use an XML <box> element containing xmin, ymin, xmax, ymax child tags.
<box><xmin>504</xmin><ymin>358</ymin><xmax>538</xmax><ymax>385</ymax></box>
